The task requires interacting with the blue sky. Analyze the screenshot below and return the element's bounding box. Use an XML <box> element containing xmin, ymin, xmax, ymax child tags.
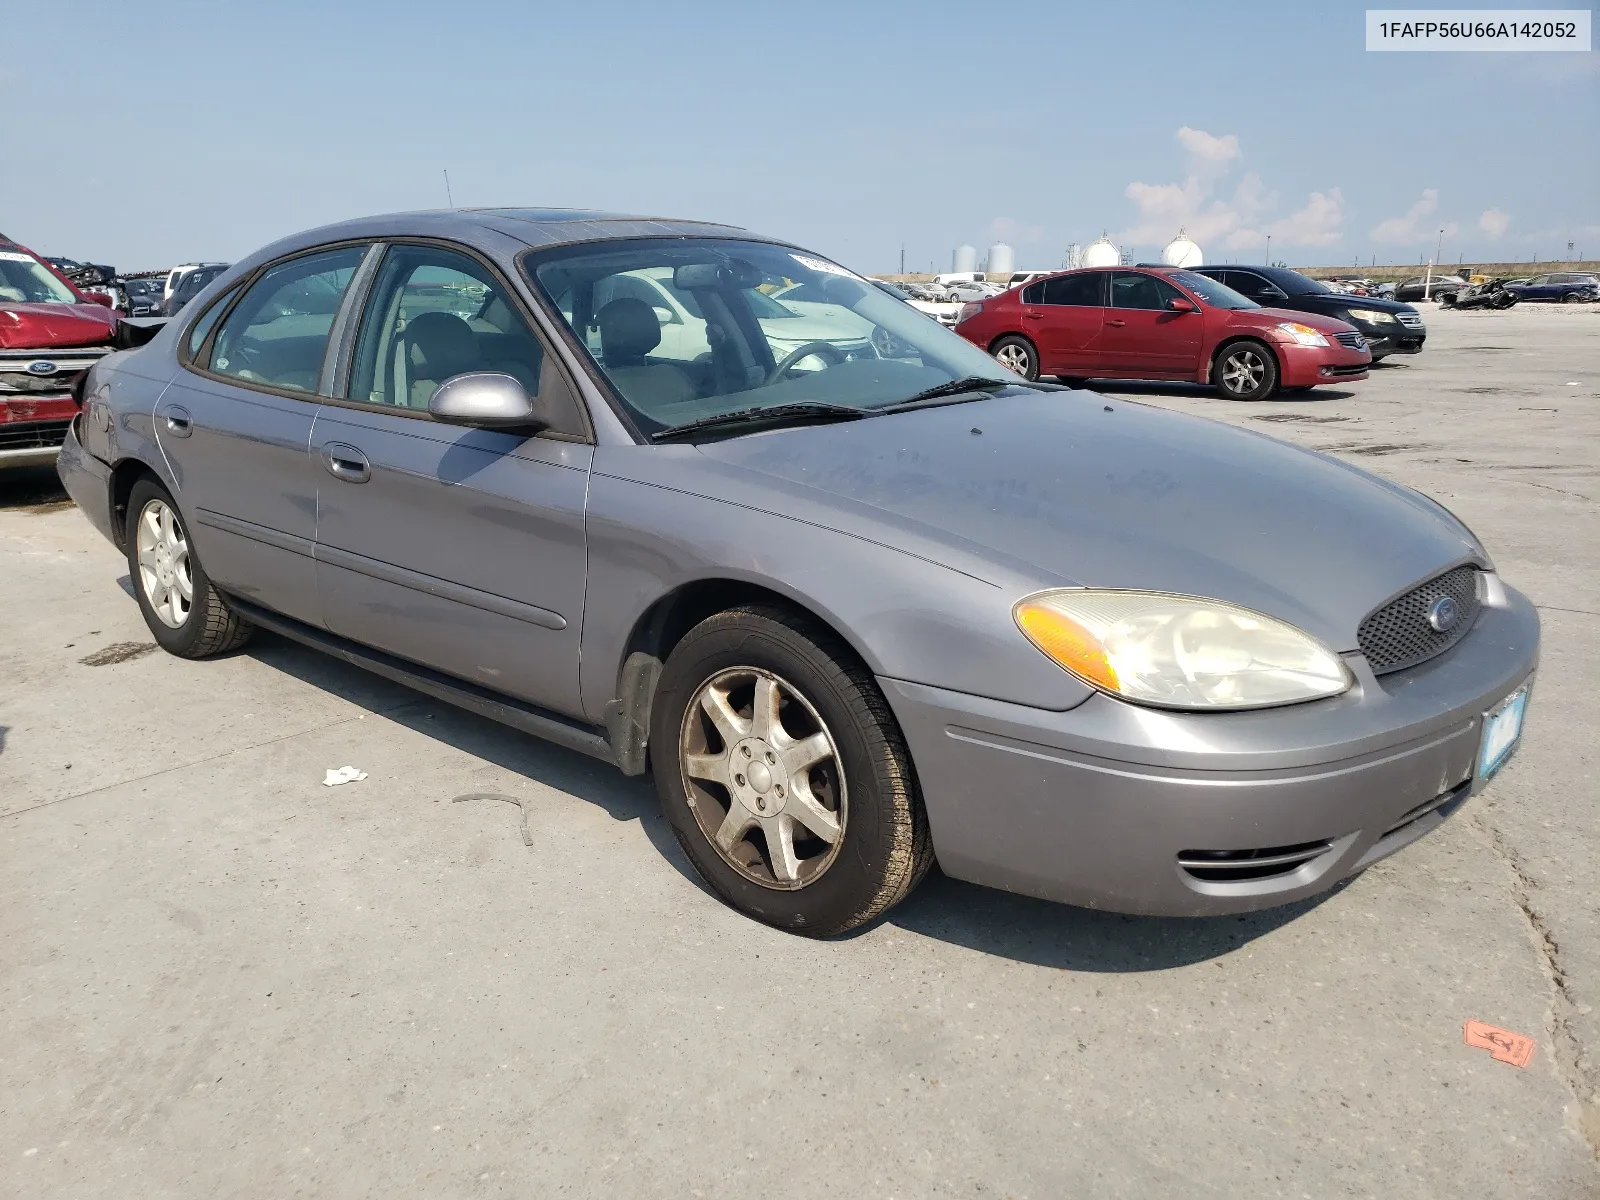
<box><xmin>3</xmin><ymin>0</ymin><xmax>1595</xmax><ymax>273</ymax></box>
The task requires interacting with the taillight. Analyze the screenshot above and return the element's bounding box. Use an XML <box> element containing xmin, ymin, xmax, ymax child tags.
<box><xmin>958</xmin><ymin>302</ymin><xmax>983</xmax><ymax>323</ymax></box>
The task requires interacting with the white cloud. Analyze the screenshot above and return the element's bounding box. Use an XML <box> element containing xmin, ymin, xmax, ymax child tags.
<box><xmin>1114</xmin><ymin>129</ymin><xmax>1339</xmax><ymax>250</ymax></box>
<box><xmin>1267</xmin><ymin>189</ymin><xmax>1346</xmax><ymax>247</ymax></box>
<box><xmin>1175</xmin><ymin>126</ymin><xmax>1241</xmax><ymax>176</ymax></box>
<box><xmin>1371</xmin><ymin>189</ymin><xmax>1460</xmax><ymax>245</ymax></box>
<box><xmin>987</xmin><ymin>216</ymin><xmax>1044</xmax><ymax>245</ymax></box>
<box><xmin>1478</xmin><ymin>208</ymin><xmax>1511</xmax><ymax>239</ymax></box>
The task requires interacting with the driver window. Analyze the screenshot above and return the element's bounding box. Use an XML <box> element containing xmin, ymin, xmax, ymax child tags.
<box><xmin>204</xmin><ymin>245</ymin><xmax>367</xmax><ymax>393</ymax></box>
<box><xmin>1110</xmin><ymin>272</ymin><xmax>1182</xmax><ymax>310</ymax></box>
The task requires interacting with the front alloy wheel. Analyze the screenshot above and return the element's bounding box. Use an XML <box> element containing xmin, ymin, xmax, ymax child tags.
<box><xmin>681</xmin><ymin>667</ymin><xmax>846</xmax><ymax>889</ymax></box>
<box><xmin>1216</xmin><ymin>341</ymin><xmax>1278</xmax><ymax>400</ymax></box>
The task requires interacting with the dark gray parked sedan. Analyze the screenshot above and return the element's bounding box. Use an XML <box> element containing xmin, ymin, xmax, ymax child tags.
<box><xmin>57</xmin><ymin>209</ymin><xmax>1539</xmax><ymax>935</ymax></box>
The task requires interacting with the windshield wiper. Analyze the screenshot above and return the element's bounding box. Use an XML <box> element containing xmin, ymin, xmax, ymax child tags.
<box><xmin>877</xmin><ymin>375</ymin><xmax>1015</xmax><ymax>412</ymax></box>
<box><xmin>650</xmin><ymin>401</ymin><xmax>869</xmax><ymax>442</ymax></box>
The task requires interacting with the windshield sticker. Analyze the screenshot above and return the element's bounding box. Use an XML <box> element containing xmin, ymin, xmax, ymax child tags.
<box><xmin>791</xmin><ymin>254</ymin><xmax>863</xmax><ymax>280</ymax></box>
<box><xmin>0</xmin><ymin>252</ymin><xmax>39</xmax><ymax>263</ymax></box>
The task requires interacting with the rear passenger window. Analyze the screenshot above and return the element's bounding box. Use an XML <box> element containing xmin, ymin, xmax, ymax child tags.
<box><xmin>1021</xmin><ymin>282</ymin><xmax>1044</xmax><ymax>304</ymax></box>
<box><xmin>206</xmin><ymin>245</ymin><xmax>368</xmax><ymax>393</ymax></box>
<box><xmin>1042</xmin><ymin>273</ymin><xmax>1103</xmax><ymax>306</ymax></box>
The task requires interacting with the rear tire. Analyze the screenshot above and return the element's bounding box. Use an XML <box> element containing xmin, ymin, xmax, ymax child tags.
<box><xmin>651</xmin><ymin>605</ymin><xmax>935</xmax><ymax>937</ymax></box>
<box><xmin>1213</xmin><ymin>340</ymin><xmax>1279</xmax><ymax>401</ymax></box>
<box><xmin>1563</xmin><ymin>291</ymin><xmax>1584</xmax><ymax>304</ymax></box>
<box><xmin>1055</xmin><ymin>376</ymin><xmax>1090</xmax><ymax>388</ymax></box>
<box><xmin>125</xmin><ymin>478</ymin><xmax>252</xmax><ymax>659</ymax></box>
<box><xmin>990</xmin><ymin>335</ymin><xmax>1039</xmax><ymax>381</ymax></box>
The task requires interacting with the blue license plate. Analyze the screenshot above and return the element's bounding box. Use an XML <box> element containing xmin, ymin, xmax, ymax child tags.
<box><xmin>1478</xmin><ymin>688</ymin><xmax>1528</xmax><ymax>781</ymax></box>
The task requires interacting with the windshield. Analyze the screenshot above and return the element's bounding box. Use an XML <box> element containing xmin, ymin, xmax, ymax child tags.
<box><xmin>526</xmin><ymin>238</ymin><xmax>1020</xmax><ymax>436</ymax></box>
<box><xmin>1270</xmin><ymin>269</ymin><xmax>1330</xmax><ymax>295</ymax></box>
<box><xmin>1170</xmin><ymin>271</ymin><xmax>1257</xmax><ymax>310</ymax></box>
<box><xmin>0</xmin><ymin>251</ymin><xmax>78</xmax><ymax>305</ymax></box>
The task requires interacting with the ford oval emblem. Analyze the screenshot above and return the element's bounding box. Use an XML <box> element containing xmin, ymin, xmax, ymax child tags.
<box><xmin>26</xmin><ymin>360</ymin><xmax>59</xmax><ymax>376</ymax></box>
<box><xmin>1427</xmin><ymin>596</ymin><xmax>1459</xmax><ymax>633</ymax></box>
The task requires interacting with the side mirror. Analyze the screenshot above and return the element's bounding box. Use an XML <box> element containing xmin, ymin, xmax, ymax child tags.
<box><xmin>428</xmin><ymin>372</ymin><xmax>545</xmax><ymax>430</ymax></box>
<box><xmin>1166</xmin><ymin>297</ymin><xmax>1197</xmax><ymax>313</ymax></box>
<box><xmin>84</xmin><ymin>291</ymin><xmax>114</xmax><ymax>308</ymax></box>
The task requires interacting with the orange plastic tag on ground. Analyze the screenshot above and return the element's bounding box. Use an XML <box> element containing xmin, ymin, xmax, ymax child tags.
<box><xmin>1463</xmin><ymin>1020</ymin><xmax>1536</xmax><ymax>1068</ymax></box>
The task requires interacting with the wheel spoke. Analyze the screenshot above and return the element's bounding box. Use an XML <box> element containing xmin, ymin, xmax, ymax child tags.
<box><xmin>159</xmin><ymin>505</ymin><xmax>176</xmax><ymax>547</ymax></box>
<box><xmin>761</xmin><ymin>814</ymin><xmax>801</xmax><ymax>882</ymax></box>
<box><xmin>780</xmin><ymin>731</ymin><xmax>832</xmax><ymax>775</ymax></box>
<box><xmin>750</xmin><ymin>675</ymin><xmax>784</xmax><ymax>744</ymax></box>
<box><xmin>699</xmin><ymin>684</ymin><xmax>749</xmax><ymax>746</ymax></box>
<box><xmin>137</xmin><ymin>546</ymin><xmax>160</xmax><ymax>570</ymax></box>
<box><xmin>684</xmin><ymin>752</ymin><xmax>730</xmax><ymax>788</ymax></box>
<box><xmin>786</xmin><ymin>780</ymin><xmax>841</xmax><ymax>844</ymax></box>
<box><xmin>715</xmin><ymin>804</ymin><xmax>756</xmax><ymax>854</ymax></box>
<box><xmin>173</xmin><ymin>563</ymin><xmax>194</xmax><ymax>602</ymax></box>
<box><xmin>140</xmin><ymin>506</ymin><xmax>162</xmax><ymax>547</ymax></box>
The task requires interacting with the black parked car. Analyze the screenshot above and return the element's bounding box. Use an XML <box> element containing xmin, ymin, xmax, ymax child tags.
<box><xmin>1191</xmin><ymin>265</ymin><xmax>1427</xmax><ymax>360</ymax></box>
<box><xmin>1391</xmin><ymin>274</ymin><xmax>1469</xmax><ymax>304</ymax></box>
<box><xmin>162</xmin><ymin>263</ymin><xmax>230</xmax><ymax>315</ymax></box>
<box><xmin>121</xmin><ymin>277</ymin><xmax>165</xmax><ymax>317</ymax></box>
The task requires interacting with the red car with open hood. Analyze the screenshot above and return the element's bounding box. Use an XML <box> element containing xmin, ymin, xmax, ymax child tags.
<box><xmin>953</xmin><ymin>265</ymin><xmax>1370</xmax><ymax>401</ymax></box>
<box><xmin>0</xmin><ymin>236</ymin><xmax>119</xmax><ymax>469</ymax></box>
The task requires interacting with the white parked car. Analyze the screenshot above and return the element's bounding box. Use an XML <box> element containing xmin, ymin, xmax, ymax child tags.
<box><xmin>871</xmin><ymin>280</ymin><xmax>963</xmax><ymax>327</ymax></box>
<box><xmin>943</xmin><ymin>279</ymin><xmax>1003</xmax><ymax>303</ymax></box>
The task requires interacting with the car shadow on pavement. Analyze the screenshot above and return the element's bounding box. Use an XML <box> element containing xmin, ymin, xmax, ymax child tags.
<box><xmin>244</xmin><ymin>633</ymin><xmax>716</xmax><ymax>899</ymax></box>
<box><xmin>1091</xmin><ymin>381</ymin><xmax>1359</xmax><ymax>403</ymax></box>
<box><xmin>875</xmin><ymin>866</ymin><xmax>1346</xmax><ymax>971</ymax></box>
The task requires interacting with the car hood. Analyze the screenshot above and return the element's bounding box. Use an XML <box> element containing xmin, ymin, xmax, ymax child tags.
<box><xmin>0</xmin><ymin>302</ymin><xmax>117</xmax><ymax>350</ymax></box>
<box><xmin>760</xmin><ymin>305</ymin><xmax>874</xmax><ymax>345</ymax></box>
<box><xmin>1238</xmin><ymin>307</ymin><xmax>1360</xmax><ymax>334</ymax></box>
<box><xmin>695</xmin><ymin>391</ymin><xmax>1482</xmax><ymax>651</ymax></box>
<box><xmin>1287</xmin><ymin>293</ymin><xmax>1418</xmax><ymax>317</ymax></box>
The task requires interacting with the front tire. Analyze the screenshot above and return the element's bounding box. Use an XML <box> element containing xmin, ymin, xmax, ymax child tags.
<box><xmin>990</xmin><ymin>335</ymin><xmax>1039</xmax><ymax>381</ymax></box>
<box><xmin>651</xmin><ymin>606</ymin><xmax>934</xmax><ymax>937</ymax></box>
<box><xmin>1214</xmin><ymin>340</ymin><xmax>1279</xmax><ymax>401</ymax></box>
<box><xmin>125</xmin><ymin>478</ymin><xmax>252</xmax><ymax>658</ymax></box>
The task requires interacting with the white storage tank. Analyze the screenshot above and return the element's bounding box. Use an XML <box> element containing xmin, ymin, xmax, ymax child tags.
<box><xmin>985</xmin><ymin>242</ymin><xmax>1015</xmax><ymax>276</ymax></box>
<box><xmin>1082</xmin><ymin>233</ymin><xmax>1119</xmax><ymax>268</ymax></box>
<box><xmin>1162</xmin><ymin>229</ymin><xmax>1203</xmax><ymax>268</ymax></box>
<box><xmin>952</xmin><ymin>244</ymin><xmax>978</xmax><ymax>274</ymax></box>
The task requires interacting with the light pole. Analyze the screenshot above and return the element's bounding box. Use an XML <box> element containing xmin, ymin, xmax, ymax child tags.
<box><xmin>1435</xmin><ymin>227</ymin><xmax>1444</xmax><ymax>266</ymax></box>
<box><xmin>1264</xmin><ymin>235</ymin><xmax>1271</xmax><ymax>265</ymax></box>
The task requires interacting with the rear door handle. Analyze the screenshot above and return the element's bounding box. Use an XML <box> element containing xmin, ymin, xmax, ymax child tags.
<box><xmin>323</xmin><ymin>442</ymin><xmax>371</xmax><ymax>484</ymax></box>
<box><xmin>163</xmin><ymin>405</ymin><xmax>193</xmax><ymax>437</ymax></box>
<box><xmin>1106</xmin><ymin>319</ymin><xmax>1127</xmax><ymax>327</ymax></box>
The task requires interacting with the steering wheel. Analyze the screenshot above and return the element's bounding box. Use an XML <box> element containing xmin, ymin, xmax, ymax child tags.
<box><xmin>767</xmin><ymin>340</ymin><xmax>849</xmax><ymax>384</ymax></box>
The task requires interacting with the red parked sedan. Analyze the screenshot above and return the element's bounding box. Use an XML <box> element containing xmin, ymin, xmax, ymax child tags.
<box><xmin>953</xmin><ymin>266</ymin><xmax>1371</xmax><ymax>401</ymax></box>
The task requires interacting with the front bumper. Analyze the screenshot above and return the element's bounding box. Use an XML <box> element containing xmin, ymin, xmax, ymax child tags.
<box><xmin>1361</xmin><ymin>321</ymin><xmax>1426</xmax><ymax>357</ymax></box>
<box><xmin>0</xmin><ymin>395</ymin><xmax>77</xmax><ymax>470</ymax></box>
<box><xmin>883</xmin><ymin>585</ymin><xmax>1538</xmax><ymax>916</ymax></box>
<box><xmin>1275</xmin><ymin>341</ymin><xmax>1370</xmax><ymax>388</ymax></box>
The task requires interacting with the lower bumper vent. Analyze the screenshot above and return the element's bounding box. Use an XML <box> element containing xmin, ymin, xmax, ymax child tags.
<box><xmin>1177</xmin><ymin>840</ymin><xmax>1333</xmax><ymax>883</ymax></box>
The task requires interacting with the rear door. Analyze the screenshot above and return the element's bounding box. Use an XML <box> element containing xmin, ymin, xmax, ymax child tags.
<box><xmin>312</xmin><ymin>241</ymin><xmax>593</xmax><ymax>716</ymax></box>
<box><xmin>1019</xmin><ymin>272</ymin><xmax>1105</xmax><ymax>376</ymax></box>
<box><xmin>1099</xmin><ymin>271</ymin><xmax>1203</xmax><ymax>376</ymax></box>
<box><xmin>156</xmin><ymin>243</ymin><xmax>373</xmax><ymax>626</ymax></box>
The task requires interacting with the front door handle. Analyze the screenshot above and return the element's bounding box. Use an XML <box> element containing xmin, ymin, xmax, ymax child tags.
<box><xmin>1106</xmin><ymin>319</ymin><xmax>1127</xmax><ymax>328</ymax></box>
<box><xmin>1022</xmin><ymin>312</ymin><xmax>1044</xmax><ymax>320</ymax></box>
<box><xmin>163</xmin><ymin>406</ymin><xmax>193</xmax><ymax>437</ymax></box>
<box><xmin>323</xmin><ymin>442</ymin><xmax>371</xmax><ymax>484</ymax></box>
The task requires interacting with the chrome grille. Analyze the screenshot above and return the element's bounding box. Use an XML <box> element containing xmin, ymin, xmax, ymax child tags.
<box><xmin>0</xmin><ymin>347</ymin><xmax>110</xmax><ymax>395</ymax></box>
<box><xmin>1357</xmin><ymin>565</ymin><xmax>1480</xmax><ymax>675</ymax></box>
<box><xmin>1396</xmin><ymin>311</ymin><xmax>1424</xmax><ymax>328</ymax></box>
<box><xmin>0</xmin><ymin>418</ymin><xmax>72</xmax><ymax>452</ymax></box>
<box><xmin>1333</xmin><ymin>331</ymin><xmax>1365</xmax><ymax>350</ymax></box>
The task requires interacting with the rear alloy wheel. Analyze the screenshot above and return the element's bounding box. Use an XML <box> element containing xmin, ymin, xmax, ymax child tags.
<box><xmin>652</xmin><ymin>606</ymin><xmax>934</xmax><ymax>936</ymax></box>
<box><xmin>991</xmin><ymin>335</ymin><xmax>1038</xmax><ymax>381</ymax></box>
<box><xmin>125</xmin><ymin>478</ymin><xmax>252</xmax><ymax>658</ymax></box>
<box><xmin>1215</xmin><ymin>340</ymin><xmax>1279</xmax><ymax>401</ymax></box>
<box><xmin>1563</xmin><ymin>291</ymin><xmax>1584</xmax><ymax>304</ymax></box>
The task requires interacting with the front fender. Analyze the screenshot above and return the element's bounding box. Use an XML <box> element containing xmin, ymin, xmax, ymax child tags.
<box><xmin>578</xmin><ymin>471</ymin><xmax>1094</xmax><ymax>725</ymax></box>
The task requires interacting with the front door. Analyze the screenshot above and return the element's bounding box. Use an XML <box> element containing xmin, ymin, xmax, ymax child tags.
<box><xmin>1099</xmin><ymin>271</ymin><xmax>1204</xmax><ymax>377</ymax></box>
<box><xmin>1019</xmin><ymin>271</ymin><xmax>1106</xmax><ymax>377</ymax></box>
<box><xmin>313</xmin><ymin>242</ymin><xmax>593</xmax><ymax>717</ymax></box>
<box><xmin>155</xmin><ymin>243</ymin><xmax>372</xmax><ymax>625</ymax></box>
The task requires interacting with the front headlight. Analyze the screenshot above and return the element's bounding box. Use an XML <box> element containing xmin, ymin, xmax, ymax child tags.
<box><xmin>1345</xmin><ymin>308</ymin><xmax>1396</xmax><ymax>324</ymax></box>
<box><xmin>1275</xmin><ymin>321</ymin><xmax>1330</xmax><ymax>348</ymax></box>
<box><xmin>1014</xmin><ymin>590</ymin><xmax>1352</xmax><ymax>710</ymax></box>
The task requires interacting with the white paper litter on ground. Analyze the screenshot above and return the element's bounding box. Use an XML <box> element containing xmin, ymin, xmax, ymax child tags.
<box><xmin>323</xmin><ymin>766</ymin><xmax>368</xmax><ymax>786</ymax></box>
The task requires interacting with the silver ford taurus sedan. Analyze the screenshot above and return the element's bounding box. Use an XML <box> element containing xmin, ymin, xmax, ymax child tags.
<box><xmin>57</xmin><ymin>208</ymin><xmax>1538</xmax><ymax>936</ymax></box>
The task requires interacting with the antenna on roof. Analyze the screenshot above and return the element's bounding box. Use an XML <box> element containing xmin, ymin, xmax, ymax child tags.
<box><xmin>443</xmin><ymin>170</ymin><xmax>454</xmax><ymax>208</ymax></box>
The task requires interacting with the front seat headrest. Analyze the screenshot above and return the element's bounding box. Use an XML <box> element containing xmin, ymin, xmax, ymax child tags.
<box><xmin>596</xmin><ymin>298</ymin><xmax>662</xmax><ymax>366</ymax></box>
<box><xmin>405</xmin><ymin>310</ymin><xmax>477</xmax><ymax>379</ymax></box>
